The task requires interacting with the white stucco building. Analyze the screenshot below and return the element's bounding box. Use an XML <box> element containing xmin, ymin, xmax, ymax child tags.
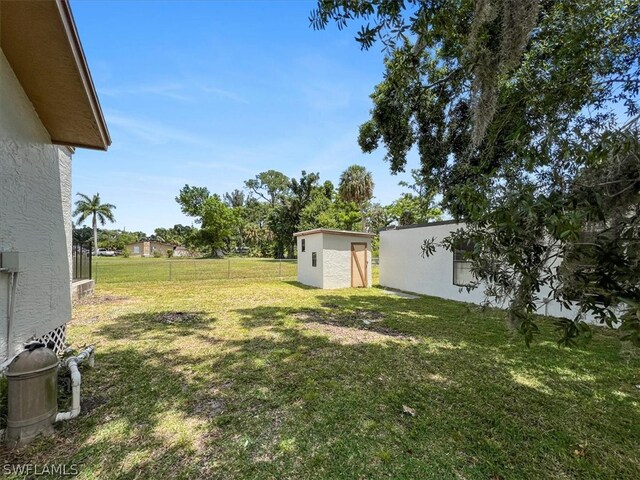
<box><xmin>0</xmin><ymin>0</ymin><xmax>110</xmax><ymax>364</ymax></box>
<box><xmin>380</xmin><ymin>221</ymin><xmax>587</xmax><ymax>320</ymax></box>
<box><xmin>294</xmin><ymin>229</ymin><xmax>375</xmax><ymax>289</ymax></box>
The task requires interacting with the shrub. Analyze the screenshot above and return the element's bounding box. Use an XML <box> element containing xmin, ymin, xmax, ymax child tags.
<box><xmin>166</xmin><ymin>249</ymin><xmax>174</xmax><ymax>258</ymax></box>
<box><xmin>152</xmin><ymin>250</ymin><xmax>163</xmax><ymax>258</ymax></box>
<box><xmin>122</xmin><ymin>249</ymin><xmax>130</xmax><ymax>258</ymax></box>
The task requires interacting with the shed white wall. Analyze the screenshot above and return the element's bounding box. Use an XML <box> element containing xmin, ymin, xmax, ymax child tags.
<box><xmin>322</xmin><ymin>234</ymin><xmax>372</xmax><ymax>289</ymax></box>
<box><xmin>380</xmin><ymin>224</ymin><xmax>587</xmax><ymax>321</ymax></box>
<box><xmin>0</xmin><ymin>49</ymin><xmax>73</xmax><ymax>361</ymax></box>
<box><xmin>296</xmin><ymin>233</ymin><xmax>324</xmax><ymax>288</ymax></box>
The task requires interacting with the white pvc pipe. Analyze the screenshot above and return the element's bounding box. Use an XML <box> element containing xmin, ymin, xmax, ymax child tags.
<box><xmin>55</xmin><ymin>346</ymin><xmax>95</xmax><ymax>422</ymax></box>
<box><xmin>6</xmin><ymin>272</ymin><xmax>18</xmax><ymax>360</ymax></box>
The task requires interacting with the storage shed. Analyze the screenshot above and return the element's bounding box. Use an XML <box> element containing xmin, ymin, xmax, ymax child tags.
<box><xmin>294</xmin><ymin>229</ymin><xmax>375</xmax><ymax>289</ymax></box>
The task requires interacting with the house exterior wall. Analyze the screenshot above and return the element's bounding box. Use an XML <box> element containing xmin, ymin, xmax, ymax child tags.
<box><xmin>322</xmin><ymin>234</ymin><xmax>372</xmax><ymax>289</ymax></box>
<box><xmin>380</xmin><ymin>222</ymin><xmax>593</xmax><ymax>322</ymax></box>
<box><xmin>149</xmin><ymin>242</ymin><xmax>173</xmax><ymax>257</ymax></box>
<box><xmin>127</xmin><ymin>242</ymin><xmax>144</xmax><ymax>256</ymax></box>
<box><xmin>127</xmin><ymin>241</ymin><xmax>177</xmax><ymax>257</ymax></box>
<box><xmin>296</xmin><ymin>233</ymin><xmax>324</xmax><ymax>288</ymax></box>
<box><xmin>0</xmin><ymin>49</ymin><xmax>72</xmax><ymax>360</ymax></box>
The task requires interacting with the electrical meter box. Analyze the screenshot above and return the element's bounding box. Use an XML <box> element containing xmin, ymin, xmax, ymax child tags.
<box><xmin>0</xmin><ymin>252</ymin><xmax>20</xmax><ymax>272</ymax></box>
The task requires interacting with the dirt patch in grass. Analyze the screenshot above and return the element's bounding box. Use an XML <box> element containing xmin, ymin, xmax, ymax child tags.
<box><xmin>155</xmin><ymin>312</ymin><xmax>203</xmax><ymax>325</ymax></box>
<box><xmin>75</xmin><ymin>294</ymin><xmax>131</xmax><ymax>306</ymax></box>
<box><xmin>82</xmin><ymin>395</ymin><xmax>108</xmax><ymax>414</ymax></box>
<box><xmin>295</xmin><ymin>310</ymin><xmax>415</xmax><ymax>344</ymax></box>
<box><xmin>302</xmin><ymin>321</ymin><xmax>416</xmax><ymax>344</ymax></box>
<box><xmin>192</xmin><ymin>399</ymin><xmax>225</xmax><ymax>416</ymax></box>
<box><xmin>295</xmin><ymin>309</ymin><xmax>385</xmax><ymax>324</ymax></box>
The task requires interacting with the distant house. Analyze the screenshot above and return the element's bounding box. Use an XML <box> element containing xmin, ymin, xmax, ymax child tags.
<box><xmin>1</xmin><ymin>0</ymin><xmax>110</xmax><ymax>362</ymax></box>
<box><xmin>127</xmin><ymin>239</ymin><xmax>191</xmax><ymax>257</ymax></box>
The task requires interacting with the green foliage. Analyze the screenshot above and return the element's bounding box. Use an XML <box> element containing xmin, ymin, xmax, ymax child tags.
<box><xmin>313</xmin><ymin>0</ymin><xmax>640</xmax><ymax>345</ymax></box>
<box><xmin>387</xmin><ymin>193</ymin><xmax>442</xmax><ymax>226</ymax></box>
<box><xmin>175</xmin><ymin>184</ymin><xmax>210</xmax><ymax>218</ymax></box>
<box><xmin>268</xmin><ymin>171</ymin><xmax>321</xmax><ymax>258</ymax></box>
<box><xmin>97</xmin><ymin>229</ymin><xmax>142</xmax><ymax>250</ymax></box>
<box><xmin>223</xmin><ymin>189</ymin><xmax>245</xmax><ymax>208</ymax></box>
<box><xmin>154</xmin><ymin>224</ymin><xmax>195</xmax><ymax>246</ymax></box>
<box><xmin>198</xmin><ymin>195</ymin><xmax>240</xmax><ymax>256</ymax></box>
<box><xmin>152</xmin><ymin>250</ymin><xmax>164</xmax><ymax>258</ymax></box>
<box><xmin>338</xmin><ymin>164</ymin><xmax>374</xmax><ymax>230</ymax></box>
<box><xmin>244</xmin><ymin>170</ymin><xmax>290</xmax><ymax>206</ymax></box>
<box><xmin>299</xmin><ymin>189</ymin><xmax>361</xmax><ymax>232</ymax></box>
<box><xmin>173</xmin><ymin>166</ymin><xmax>442</xmax><ymax>259</ymax></box>
<box><xmin>72</xmin><ymin>225</ymin><xmax>92</xmax><ymax>245</ymax></box>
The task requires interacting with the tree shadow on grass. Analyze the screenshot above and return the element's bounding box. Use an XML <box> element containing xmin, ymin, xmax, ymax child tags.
<box><xmin>95</xmin><ymin>311</ymin><xmax>216</xmax><ymax>342</ymax></box>
<box><xmin>2</xmin><ymin>298</ymin><xmax>638</xmax><ymax>479</ymax></box>
<box><xmin>227</xmin><ymin>303</ymin><xmax>640</xmax><ymax>479</ymax></box>
<box><xmin>0</xmin><ymin>345</ymin><xmax>214</xmax><ymax>479</ymax></box>
<box><xmin>281</xmin><ymin>280</ymin><xmax>317</xmax><ymax>290</ymax></box>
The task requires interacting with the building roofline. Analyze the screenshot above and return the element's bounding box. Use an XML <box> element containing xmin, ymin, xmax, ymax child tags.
<box><xmin>382</xmin><ymin>220</ymin><xmax>462</xmax><ymax>231</ymax></box>
<box><xmin>293</xmin><ymin>228</ymin><xmax>376</xmax><ymax>238</ymax></box>
<box><xmin>56</xmin><ymin>0</ymin><xmax>111</xmax><ymax>149</ymax></box>
<box><xmin>1</xmin><ymin>0</ymin><xmax>111</xmax><ymax>150</ymax></box>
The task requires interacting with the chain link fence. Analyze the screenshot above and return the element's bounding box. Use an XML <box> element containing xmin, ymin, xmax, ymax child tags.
<box><xmin>93</xmin><ymin>257</ymin><xmax>298</xmax><ymax>284</ymax></box>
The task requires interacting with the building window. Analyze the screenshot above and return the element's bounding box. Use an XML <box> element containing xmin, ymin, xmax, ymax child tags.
<box><xmin>301</xmin><ymin>239</ymin><xmax>305</xmax><ymax>252</ymax></box>
<box><xmin>453</xmin><ymin>242</ymin><xmax>474</xmax><ymax>286</ymax></box>
<box><xmin>312</xmin><ymin>252</ymin><xmax>317</xmax><ymax>267</ymax></box>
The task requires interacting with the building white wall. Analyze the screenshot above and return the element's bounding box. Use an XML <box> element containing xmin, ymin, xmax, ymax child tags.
<box><xmin>322</xmin><ymin>234</ymin><xmax>372</xmax><ymax>289</ymax></box>
<box><xmin>296</xmin><ymin>233</ymin><xmax>324</xmax><ymax>288</ymax></box>
<box><xmin>0</xmin><ymin>49</ymin><xmax>73</xmax><ymax>360</ymax></box>
<box><xmin>380</xmin><ymin>223</ymin><xmax>589</xmax><ymax>321</ymax></box>
<box><xmin>380</xmin><ymin>223</ymin><xmax>486</xmax><ymax>304</ymax></box>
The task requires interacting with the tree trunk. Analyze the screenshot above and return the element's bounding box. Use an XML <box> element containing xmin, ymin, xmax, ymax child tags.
<box><xmin>92</xmin><ymin>215</ymin><xmax>98</xmax><ymax>254</ymax></box>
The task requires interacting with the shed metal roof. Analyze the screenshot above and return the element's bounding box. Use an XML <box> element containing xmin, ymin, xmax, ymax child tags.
<box><xmin>293</xmin><ymin>228</ymin><xmax>376</xmax><ymax>238</ymax></box>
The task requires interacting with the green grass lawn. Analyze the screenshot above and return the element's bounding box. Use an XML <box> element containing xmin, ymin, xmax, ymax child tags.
<box><xmin>92</xmin><ymin>256</ymin><xmax>298</xmax><ymax>283</ymax></box>
<box><xmin>2</xmin><ymin>266</ymin><xmax>639</xmax><ymax>479</ymax></box>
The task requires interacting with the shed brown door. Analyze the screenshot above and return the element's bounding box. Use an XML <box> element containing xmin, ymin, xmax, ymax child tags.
<box><xmin>351</xmin><ymin>242</ymin><xmax>368</xmax><ymax>287</ymax></box>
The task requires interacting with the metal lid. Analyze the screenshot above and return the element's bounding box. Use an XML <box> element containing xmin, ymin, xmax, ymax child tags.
<box><xmin>6</xmin><ymin>346</ymin><xmax>59</xmax><ymax>377</ymax></box>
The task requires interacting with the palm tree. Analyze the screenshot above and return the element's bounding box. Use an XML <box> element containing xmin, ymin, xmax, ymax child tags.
<box><xmin>338</xmin><ymin>165</ymin><xmax>374</xmax><ymax>231</ymax></box>
<box><xmin>73</xmin><ymin>193</ymin><xmax>116</xmax><ymax>253</ymax></box>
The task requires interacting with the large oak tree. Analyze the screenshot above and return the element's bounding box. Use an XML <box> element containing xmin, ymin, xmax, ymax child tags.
<box><xmin>312</xmin><ymin>0</ymin><xmax>640</xmax><ymax>345</ymax></box>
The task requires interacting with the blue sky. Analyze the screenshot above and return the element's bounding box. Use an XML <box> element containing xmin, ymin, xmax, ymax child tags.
<box><xmin>71</xmin><ymin>0</ymin><xmax>421</xmax><ymax>234</ymax></box>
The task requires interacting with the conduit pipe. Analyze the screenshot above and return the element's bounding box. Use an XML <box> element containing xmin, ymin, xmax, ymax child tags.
<box><xmin>55</xmin><ymin>346</ymin><xmax>95</xmax><ymax>422</ymax></box>
<box><xmin>5</xmin><ymin>272</ymin><xmax>18</xmax><ymax>361</ymax></box>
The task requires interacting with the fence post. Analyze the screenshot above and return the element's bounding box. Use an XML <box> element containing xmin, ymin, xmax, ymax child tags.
<box><xmin>228</xmin><ymin>259</ymin><xmax>231</xmax><ymax>279</ymax></box>
<box><xmin>94</xmin><ymin>257</ymin><xmax>98</xmax><ymax>284</ymax></box>
<box><xmin>169</xmin><ymin>260</ymin><xmax>172</xmax><ymax>281</ymax></box>
<box><xmin>279</xmin><ymin>258</ymin><xmax>282</xmax><ymax>278</ymax></box>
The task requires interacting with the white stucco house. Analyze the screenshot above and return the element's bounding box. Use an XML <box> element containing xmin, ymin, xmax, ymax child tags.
<box><xmin>0</xmin><ymin>0</ymin><xmax>110</xmax><ymax>365</ymax></box>
<box><xmin>380</xmin><ymin>221</ymin><xmax>588</xmax><ymax>320</ymax></box>
<box><xmin>294</xmin><ymin>229</ymin><xmax>375</xmax><ymax>289</ymax></box>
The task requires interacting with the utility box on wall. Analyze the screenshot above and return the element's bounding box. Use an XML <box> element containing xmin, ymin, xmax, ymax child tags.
<box><xmin>293</xmin><ymin>229</ymin><xmax>375</xmax><ymax>289</ymax></box>
<box><xmin>0</xmin><ymin>251</ymin><xmax>20</xmax><ymax>272</ymax></box>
